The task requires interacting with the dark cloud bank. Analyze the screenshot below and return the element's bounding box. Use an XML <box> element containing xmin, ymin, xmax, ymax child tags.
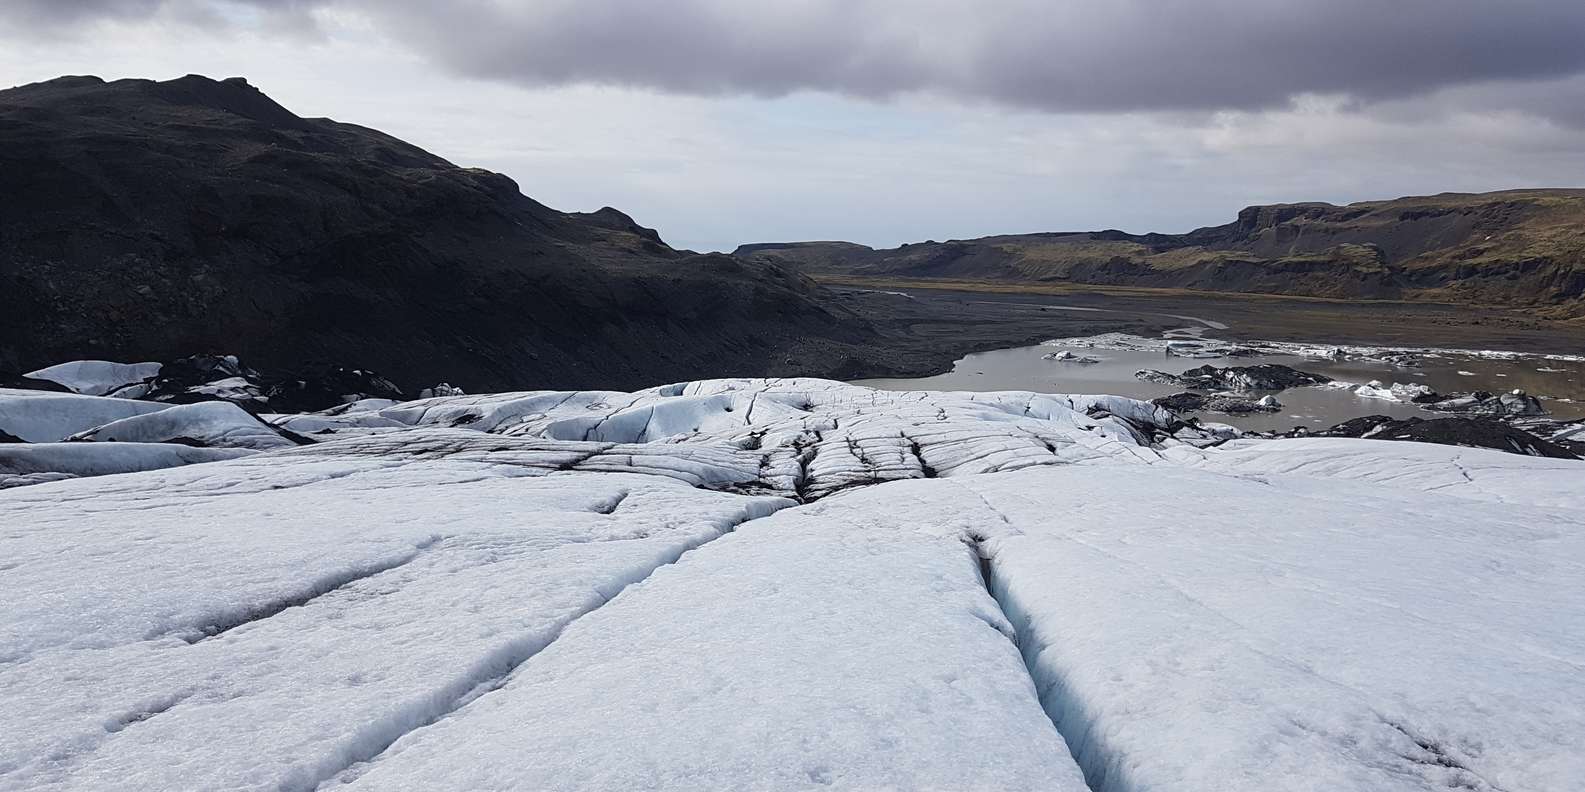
<box><xmin>7</xmin><ymin>0</ymin><xmax>1585</xmax><ymax>120</ymax></box>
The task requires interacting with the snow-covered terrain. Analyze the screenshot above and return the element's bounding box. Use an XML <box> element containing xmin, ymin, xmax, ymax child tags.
<box><xmin>2</xmin><ymin>377</ymin><xmax>1581</xmax><ymax>791</ymax></box>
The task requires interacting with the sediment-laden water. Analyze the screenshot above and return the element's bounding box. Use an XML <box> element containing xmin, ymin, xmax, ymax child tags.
<box><xmin>856</xmin><ymin>319</ymin><xmax>1585</xmax><ymax>431</ymax></box>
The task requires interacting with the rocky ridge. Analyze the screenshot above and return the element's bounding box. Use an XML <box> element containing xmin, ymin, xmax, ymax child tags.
<box><xmin>0</xmin><ymin>74</ymin><xmax>909</xmax><ymax>393</ymax></box>
<box><xmin>739</xmin><ymin>189</ymin><xmax>1585</xmax><ymax>316</ymax></box>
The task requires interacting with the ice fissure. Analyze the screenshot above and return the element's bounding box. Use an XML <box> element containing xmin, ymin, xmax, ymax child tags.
<box><xmin>103</xmin><ymin>692</ymin><xmax>191</xmax><ymax>734</ymax></box>
<box><xmin>963</xmin><ymin>519</ymin><xmax>1103</xmax><ymax>792</ymax></box>
<box><xmin>5</xmin><ymin>377</ymin><xmax>1582</xmax><ymax>791</ymax></box>
<box><xmin>1382</xmin><ymin>720</ymin><xmax>1512</xmax><ymax>792</ymax></box>
<box><xmin>981</xmin><ymin>543</ymin><xmax>1119</xmax><ymax>792</ymax></box>
<box><xmin>298</xmin><ymin>501</ymin><xmax>790</xmax><ymax>792</ymax></box>
<box><xmin>181</xmin><ymin>537</ymin><xmax>442</xmax><ymax>644</ymax></box>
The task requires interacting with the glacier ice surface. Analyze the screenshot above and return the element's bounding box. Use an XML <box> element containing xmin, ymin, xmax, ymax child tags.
<box><xmin>1</xmin><ymin>377</ymin><xmax>1580</xmax><ymax>791</ymax></box>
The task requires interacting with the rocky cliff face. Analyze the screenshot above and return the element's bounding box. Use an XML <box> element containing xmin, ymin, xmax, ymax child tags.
<box><xmin>0</xmin><ymin>75</ymin><xmax>889</xmax><ymax>391</ymax></box>
<box><xmin>739</xmin><ymin>190</ymin><xmax>1585</xmax><ymax>315</ymax></box>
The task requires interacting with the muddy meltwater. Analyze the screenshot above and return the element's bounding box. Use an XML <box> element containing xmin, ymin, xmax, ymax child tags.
<box><xmin>855</xmin><ymin>316</ymin><xmax>1585</xmax><ymax>432</ymax></box>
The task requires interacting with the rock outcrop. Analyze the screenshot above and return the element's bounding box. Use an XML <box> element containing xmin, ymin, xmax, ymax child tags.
<box><xmin>740</xmin><ymin>189</ymin><xmax>1585</xmax><ymax>316</ymax></box>
<box><xmin>1428</xmin><ymin>389</ymin><xmax>1548</xmax><ymax>417</ymax></box>
<box><xmin>1136</xmin><ymin>364</ymin><xmax>1331</xmax><ymax>391</ymax></box>
<box><xmin>1153</xmin><ymin>392</ymin><xmax>1283</xmax><ymax>415</ymax></box>
<box><xmin>1298</xmin><ymin>415</ymin><xmax>1578</xmax><ymax>459</ymax></box>
<box><xmin>0</xmin><ymin>74</ymin><xmax>892</xmax><ymax>393</ymax></box>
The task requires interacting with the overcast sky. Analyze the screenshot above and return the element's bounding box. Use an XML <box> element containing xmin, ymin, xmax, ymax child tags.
<box><xmin>3</xmin><ymin>0</ymin><xmax>1583</xmax><ymax>252</ymax></box>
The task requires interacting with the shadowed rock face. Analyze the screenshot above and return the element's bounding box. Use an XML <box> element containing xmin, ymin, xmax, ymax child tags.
<box><xmin>0</xmin><ymin>75</ymin><xmax>889</xmax><ymax>392</ymax></box>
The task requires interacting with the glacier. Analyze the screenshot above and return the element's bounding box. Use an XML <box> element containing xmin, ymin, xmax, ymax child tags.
<box><xmin>1</xmin><ymin>377</ymin><xmax>1581</xmax><ymax>791</ymax></box>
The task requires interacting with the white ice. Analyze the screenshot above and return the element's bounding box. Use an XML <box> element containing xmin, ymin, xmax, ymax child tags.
<box><xmin>956</xmin><ymin>464</ymin><xmax>1585</xmax><ymax>791</ymax></box>
<box><xmin>0</xmin><ymin>388</ymin><xmax>171</xmax><ymax>442</ymax></box>
<box><xmin>22</xmin><ymin>360</ymin><xmax>161</xmax><ymax>396</ymax></box>
<box><xmin>0</xmin><ymin>443</ymin><xmax>252</xmax><ymax>489</ymax></box>
<box><xmin>68</xmin><ymin>400</ymin><xmax>297</xmax><ymax>450</ymax></box>
<box><xmin>0</xmin><ymin>439</ymin><xmax>788</xmax><ymax>791</ymax></box>
<box><xmin>1337</xmin><ymin>379</ymin><xmax>1436</xmax><ymax>402</ymax></box>
<box><xmin>2</xmin><ymin>377</ymin><xmax>1580</xmax><ymax>792</ymax></box>
<box><xmin>329</xmin><ymin>483</ymin><xmax>1092</xmax><ymax>792</ymax></box>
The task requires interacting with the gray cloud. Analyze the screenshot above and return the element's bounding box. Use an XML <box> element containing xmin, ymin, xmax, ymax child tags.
<box><xmin>0</xmin><ymin>0</ymin><xmax>163</xmax><ymax>26</ymax></box>
<box><xmin>1</xmin><ymin>4</ymin><xmax>1580</xmax><ymax>254</ymax></box>
<box><xmin>0</xmin><ymin>0</ymin><xmax>322</xmax><ymax>34</ymax></box>
<box><xmin>6</xmin><ymin>0</ymin><xmax>1585</xmax><ymax>122</ymax></box>
<box><xmin>351</xmin><ymin>0</ymin><xmax>1585</xmax><ymax>118</ymax></box>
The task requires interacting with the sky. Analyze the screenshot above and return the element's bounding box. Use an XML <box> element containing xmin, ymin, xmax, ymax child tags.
<box><xmin>2</xmin><ymin>1</ymin><xmax>1583</xmax><ymax>253</ymax></box>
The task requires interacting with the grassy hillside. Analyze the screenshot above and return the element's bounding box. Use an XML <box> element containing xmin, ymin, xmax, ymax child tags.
<box><xmin>738</xmin><ymin>190</ymin><xmax>1585</xmax><ymax>316</ymax></box>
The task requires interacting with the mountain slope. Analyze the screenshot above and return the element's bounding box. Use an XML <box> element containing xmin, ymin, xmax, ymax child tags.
<box><xmin>738</xmin><ymin>190</ymin><xmax>1585</xmax><ymax>315</ymax></box>
<box><xmin>0</xmin><ymin>74</ymin><xmax>889</xmax><ymax>391</ymax></box>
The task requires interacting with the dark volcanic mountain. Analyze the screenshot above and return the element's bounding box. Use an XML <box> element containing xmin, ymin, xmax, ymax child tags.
<box><xmin>0</xmin><ymin>74</ymin><xmax>893</xmax><ymax>391</ymax></box>
<box><xmin>738</xmin><ymin>190</ymin><xmax>1585</xmax><ymax>317</ymax></box>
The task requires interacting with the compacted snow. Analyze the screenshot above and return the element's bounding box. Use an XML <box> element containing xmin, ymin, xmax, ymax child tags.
<box><xmin>1</xmin><ymin>377</ymin><xmax>1580</xmax><ymax>791</ymax></box>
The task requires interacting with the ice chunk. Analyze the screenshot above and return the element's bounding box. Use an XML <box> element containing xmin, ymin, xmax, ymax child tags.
<box><xmin>68</xmin><ymin>400</ymin><xmax>298</xmax><ymax>450</ymax></box>
<box><xmin>23</xmin><ymin>360</ymin><xmax>162</xmax><ymax>396</ymax></box>
<box><xmin>0</xmin><ymin>443</ymin><xmax>251</xmax><ymax>489</ymax></box>
<box><xmin>0</xmin><ymin>388</ymin><xmax>171</xmax><ymax>442</ymax></box>
<box><xmin>1345</xmin><ymin>380</ymin><xmax>1437</xmax><ymax>402</ymax></box>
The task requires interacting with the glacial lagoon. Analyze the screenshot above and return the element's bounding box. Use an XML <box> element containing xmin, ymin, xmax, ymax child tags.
<box><xmin>857</xmin><ymin>327</ymin><xmax>1585</xmax><ymax>432</ymax></box>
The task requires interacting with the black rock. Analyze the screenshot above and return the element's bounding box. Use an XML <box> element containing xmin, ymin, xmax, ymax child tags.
<box><xmin>417</xmin><ymin>383</ymin><xmax>464</xmax><ymax>399</ymax></box>
<box><xmin>1511</xmin><ymin>418</ymin><xmax>1585</xmax><ymax>455</ymax></box>
<box><xmin>154</xmin><ymin>354</ymin><xmax>257</xmax><ymax>387</ymax></box>
<box><xmin>1152</xmin><ymin>391</ymin><xmax>1281</xmax><ymax>414</ymax></box>
<box><xmin>1152</xmin><ymin>392</ymin><xmax>1208</xmax><ymax>412</ymax></box>
<box><xmin>1135</xmin><ymin>370</ymin><xmax>1184</xmax><ymax>386</ymax></box>
<box><xmin>1427</xmin><ymin>390</ymin><xmax>1547</xmax><ymax>417</ymax></box>
<box><xmin>1303</xmin><ymin>415</ymin><xmax>1398</xmax><ymax>438</ymax></box>
<box><xmin>1136</xmin><ymin>364</ymin><xmax>1331</xmax><ymax>392</ymax></box>
<box><xmin>141</xmin><ymin>355</ymin><xmax>267</xmax><ymax>409</ymax></box>
<box><xmin>1377</xmin><ymin>352</ymin><xmax>1422</xmax><ymax>368</ymax></box>
<box><xmin>1303</xmin><ymin>415</ymin><xmax>1577</xmax><ymax>459</ymax></box>
<box><xmin>265</xmin><ymin>368</ymin><xmax>406</xmax><ymax>413</ymax></box>
<box><xmin>1183</xmin><ymin>364</ymin><xmax>1332</xmax><ymax>391</ymax></box>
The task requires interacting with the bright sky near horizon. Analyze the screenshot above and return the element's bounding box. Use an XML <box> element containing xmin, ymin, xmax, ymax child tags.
<box><xmin>3</xmin><ymin>1</ymin><xmax>1583</xmax><ymax>252</ymax></box>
